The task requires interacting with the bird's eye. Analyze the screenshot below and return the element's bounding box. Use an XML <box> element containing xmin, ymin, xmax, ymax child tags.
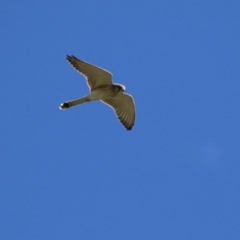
<box><xmin>114</xmin><ymin>86</ymin><xmax>120</xmax><ymax>92</ymax></box>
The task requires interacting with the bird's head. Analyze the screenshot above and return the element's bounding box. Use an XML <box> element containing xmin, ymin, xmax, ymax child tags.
<box><xmin>113</xmin><ymin>84</ymin><xmax>126</xmax><ymax>93</ymax></box>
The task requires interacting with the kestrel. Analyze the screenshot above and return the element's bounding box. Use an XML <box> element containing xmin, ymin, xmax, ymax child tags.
<box><xmin>59</xmin><ymin>55</ymin><xmax>136</xmax><ymax>130</ymax></box>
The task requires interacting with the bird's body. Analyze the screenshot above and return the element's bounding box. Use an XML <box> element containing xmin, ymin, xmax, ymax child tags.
<box><xmin>60</xmin><ymin>55</ymin><xmax>136</xmax><ymax>130</ymax></box>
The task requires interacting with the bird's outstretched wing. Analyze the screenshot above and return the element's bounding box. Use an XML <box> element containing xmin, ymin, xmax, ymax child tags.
<box><xmin>66</xmin><ymin>55</ymin><xmax>113</xmax><ymax>91</ymax></box>
<box><xmin>102</xmin><ymin>93</ymin><xmax>135</xmax><ymax>130</ymax></box>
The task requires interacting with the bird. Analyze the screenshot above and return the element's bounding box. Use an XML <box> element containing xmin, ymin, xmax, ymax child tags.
<box><xmin>59</xmin><ymin>55</ymin><xmax>136</xmax><ymax>130</ymax></box>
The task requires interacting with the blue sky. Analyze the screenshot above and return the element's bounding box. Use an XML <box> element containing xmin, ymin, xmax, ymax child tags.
<box><xmin>1</xmin><ymin>1</ymin><xmax>240</xmax><ymax>239</ymax></box>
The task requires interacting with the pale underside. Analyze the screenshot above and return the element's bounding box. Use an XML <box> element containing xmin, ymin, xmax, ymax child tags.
<box><xmin>63</xmin><ymin>55</ymin><xmax>136</xmax><ymax>130</ymax></box>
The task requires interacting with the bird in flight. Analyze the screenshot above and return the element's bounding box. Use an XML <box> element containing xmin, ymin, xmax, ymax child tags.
<box><xmin>60</xmin><ymin>55</ymin><xmax>136</xmax><ymax>130</ymax></box>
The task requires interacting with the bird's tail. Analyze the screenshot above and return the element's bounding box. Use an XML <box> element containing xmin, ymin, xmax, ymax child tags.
<box><xmin>59</xmin><ymin>96</ymin><xmax>89</xmax><ymax>110</ymax></box>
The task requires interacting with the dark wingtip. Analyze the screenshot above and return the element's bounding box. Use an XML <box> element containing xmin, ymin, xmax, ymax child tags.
<box><xmin>66</xmin><ymin>55</ymin><xmax>77</xmax><ymax>60</ymax></box>
<box><xmin>118</xmin><ymin>117</ymin><xmax>133</xmax><ymax>131</ymax></box>
<box><xmin>125</xmin><ymin>124</ymin><xmax>133</xmax><ymax>131</ymax></box>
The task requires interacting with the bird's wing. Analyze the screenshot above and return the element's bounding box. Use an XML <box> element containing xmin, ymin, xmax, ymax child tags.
<box><xmin>66</xmin><ymin>55</ymin><xmax>113</xmax><ymax>91</ymax></box>
<box><xmin>102</xmin><ymin>93</ymin><xmax>135</xmax><ymax>130</ymax></box>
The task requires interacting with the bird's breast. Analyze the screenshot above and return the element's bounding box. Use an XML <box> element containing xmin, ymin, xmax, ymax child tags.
<box><xmin>89</xmin><ymin>85</ymin><xmax>116</xmax><ymax>100</ymax></box>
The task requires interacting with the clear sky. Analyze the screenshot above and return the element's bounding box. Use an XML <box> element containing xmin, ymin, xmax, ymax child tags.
<box><xmin>1</xmin><ymin>1</ymin><xmax>240</xmax><ymax>239</ymax></box>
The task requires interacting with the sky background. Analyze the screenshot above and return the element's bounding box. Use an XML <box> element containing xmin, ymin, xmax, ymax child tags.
<box><xmin>1</xmin><ymin>1</ymin><xmax>240</xmax><ymax>239</ymax></box>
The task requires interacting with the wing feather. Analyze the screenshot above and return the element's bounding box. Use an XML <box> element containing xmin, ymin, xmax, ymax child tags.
<box><xmin>102</xmin><ymin>93</ymin><xmax>135</xmax><ymax>130</ymax></box>
<box><xmin>66</xmin><ymin>55</ymin><xmax>112</xmax><ymax>91</ymax></box>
